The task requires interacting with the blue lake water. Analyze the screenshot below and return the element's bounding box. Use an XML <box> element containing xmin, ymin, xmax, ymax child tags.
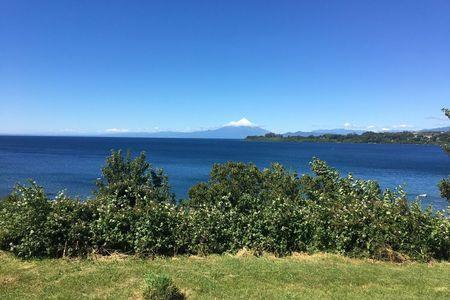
<box><xmin>0</xmin><ymin>136</ymin><xmax>449</xmax><ymax>210</ymax></box>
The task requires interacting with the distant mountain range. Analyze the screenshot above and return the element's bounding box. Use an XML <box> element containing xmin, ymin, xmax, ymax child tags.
<box><xmin>282</xmin><ymin>129</ymin><xmax>365</xmax><ymax>137</ymax></box>
<box><xmin>282</xmin><ymin>126</ymin><xmax>450</xmax><ymax>137</ymax></box>
<box><xmin>106</xmin><ymin>125</ymin><xmax>269</xmax><ymax>139</ymax></box>
<box><xmin>103</xmin><ymin>125</ymin><xmax>449</xmax><ymax>139</ymax></box>
<box><xmin>420</xmin><ymin>126</ymin><xmax>450</xmax><ymax>132</ymax></box>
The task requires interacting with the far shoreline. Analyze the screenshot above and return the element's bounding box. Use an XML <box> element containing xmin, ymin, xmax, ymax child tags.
<box><xmin>0</xmin><ymin>134</ymin><xmax>447</xmax><ymax>147</ymax></box>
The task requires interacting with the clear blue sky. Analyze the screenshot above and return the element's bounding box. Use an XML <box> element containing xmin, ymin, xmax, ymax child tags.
<box><xmin>1</xmin><ymin>0</ymin><xmax>449</xmax><ymax>134</ymax></box>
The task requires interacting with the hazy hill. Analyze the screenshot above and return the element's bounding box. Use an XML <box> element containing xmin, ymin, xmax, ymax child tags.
<box><xmin>106</xmin><ymin>125</ymin><xmax>269</xmax><ymax>139</ymax></box>
<box><xmin>420</xmin><ymin>126</ymin><xmax>450</xmax><ymax>132</ymax></box>
<box><xmin>283</xmin><ymin>129</ymin><xmax>365</xmax><ymax>137</ymax></box>
<box><xmin>282</xmin><ymin>126</ymin><xmax>449</xmax><ymax>137</ymax></box>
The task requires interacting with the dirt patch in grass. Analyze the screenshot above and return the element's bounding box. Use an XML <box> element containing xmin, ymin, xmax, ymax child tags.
<box><xmin>89</xmin><ymin>252</ymin><xmax>130</xmax><ymax>261</ymax></box>
<box><xmin>0</xmin><ymin>276</ymin><xmax>18</xmax><ymax>286</ymax></box>
<box><xmin>235</xmin><ymin>248</ymin><xmax>256</xmax><ymax>257</ymax></box>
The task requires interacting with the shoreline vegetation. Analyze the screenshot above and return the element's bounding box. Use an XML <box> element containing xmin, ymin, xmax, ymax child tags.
<box><xmin>0</xmin><ymin>149</ymin><xmax>449</xmax><ymax>299</ymax></box>
<box><xmin>246</xmin><ymin>130</ymin><xmax>450</xmax><ymax>146</ymax></box>
<box><xmin>0</xmin><ymin>150</ymin><xmax>448</xmax><ymax>261</ymax></box>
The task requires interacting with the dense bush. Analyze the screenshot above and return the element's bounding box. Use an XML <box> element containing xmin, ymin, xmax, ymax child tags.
<box><xmin>438</xmin><ymin>108</ymin><xmax>449</xmax><ymax>202</ymax></box>
<box><xmin>133</xmin><ymin>201</ymin><xmax>183</xmax><ymax>256</ymax></box>
<box><xmin>0</xmin><ymin>184</ymin><xmax>95</xmax><ymax>258</ymax></box>
<box><xmin>90</xmin><ymin>196</ymin><xmax>137</xmax><ymax>254</ymax></box>
<box><xmin>439</xmin><ymin>176</ymin><xmax>450</xmax><ymax>201</ymax></box>
<box><xmin>0</xmin><ymin>182</ymin><xmax>51</xmax><ymax>258</ymax></box>
<box><xmin>91</xmin><ymin>150</ymin><xmax>177</xmax><ymax>255</ymax></box>
<box><xmin>96</xmin><ymin>150</ymin><xmax>174</xmax><ymax>205</ymax></box>
<box><xmin>185</xmin><ymin>159</ymin><xmax>449</xmax><ymax>260</ymax></box>
<box><xmin>187</xmin><ymin>162</ymin><xmax>305</xmax><ymax>255</ymax></box>
<box><xmin>298</xmin><ymin>160</ymin><xmax>449</xmax><ymax>260</ymax></box>
<box><xmin>45</xmin><ymin>193</ymin><xmax>94</xmax><ymax>257</ymax></box>
<box><xmin>0</xmin><ymin>150</ymin><xmax>448</xmax><ymax>261</ymax></box>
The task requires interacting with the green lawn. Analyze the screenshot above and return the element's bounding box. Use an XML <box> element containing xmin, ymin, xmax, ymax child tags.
<box><xmin>1</xmin><ymin>251</ymin><xmax>449</xmax><ymax>299</ymax></box>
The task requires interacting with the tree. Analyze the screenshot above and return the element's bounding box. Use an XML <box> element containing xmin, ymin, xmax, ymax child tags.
<box><xmin>439</xmin><ymin>108</ymin><xmax>450</xmax><ymax>201</ymax></box>
<box><xmin>439</xmin><ymin>177</ymin><xmax>450</xmax><ymax>201</ymax></box>
<box><xmin>443</xmin><ymin>108</ymin><xmax>450</xmax><ymax>119</ymax></box>
<box><xmin>95</xmin><ymin>149</ymin><xmax>174</xmax><ymax>206</ymax></box>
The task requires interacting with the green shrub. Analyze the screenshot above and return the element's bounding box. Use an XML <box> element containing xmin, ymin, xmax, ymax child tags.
<box><xmin>188</xmin><ymin>162</ymin><xmax>301</xmax><ymax>207</ymax></box>
<box><xmin>0</xmin><ymin>150</ymin><xmax>448</xmax><ymax>261</ymax></box>
<box><xmin>298</xmin><ymin>159</ymin><xmax>449</xmax><ymax>260</ymax></box>
<box><xmin>133</xmin><ymin>202</ymin><xmax>184</xmax><ymax>256</ymax></box>
<box><xmin>182</xmin><ymin>199</ymin><xmax>234</xmax><ymax>255</ymax></box>
<box><xmin>187</xmin><ymin>162</ymin><xmax>303</xmax><ymax>255</ymax></box>
<box><xmin>45</xmin><ymin>193</ymin><xmax>94</xmax><ymax>257</ymax></box>
<box><xmin>143</xmin><ymin>272</ymin><xmax>184</xmax><ymax>300</ymax></box>
<box><xmin>0</xmin><ymin>182</ymin><xmax>51</xmax><ymax>258</ymax></box>
<box><xmin>90</xmin><ymin>196</ymin><xmax>137</xmax><ymax>254</ymax></box>
<box><xmin>95</xmin><ymin>150</ymin><xmax>174</xmax><ymax>206</ymax></box>
<box><xmin>186</xmin><ymin>158</ymin><xmax>449</xmax><ymax>260</ymax></box>
<box><xmin>91</xmin><ymin>150</ymin><xmax>177</xmax><ymax>255</ymax></box>
<box><xmin>439</xmin><ymin>176</ymin><xmax>450</xmax><ymax>201</ymax></box>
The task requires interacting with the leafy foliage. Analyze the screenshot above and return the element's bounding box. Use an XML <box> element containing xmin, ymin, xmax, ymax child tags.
<box><xmin>443</xmin><ymin>108</ymin><xmax>450</xmax><ymax>119</ymax></box>
<box><xmin>187</xmin><ymin>162</ymin><xmax>304</xmax><ymax>255</ymax></box>
<box><xmin>45</xmin><ymin>194</ymin><xmax>94</xmax><ymax>257</ymax></box>
<box><xmin>0</xmin><ymin>150</ymin><xmax>448</xmax><ymax>261</ymax></box>
<box><xmin>0</xmin><ymin>182</ymin><xmax>51</xmax><ymax>258</ymax></box>
<box><xmin>96</xmin><ymin>149</ymin><xmax>174</xmax><ymax>205</ymax></box>
<box><xmin>439</xmin><ymin>108</ymin><xmax>450</xmax><ymax>201</ymax></box>
<box><xmin>439</xmin><ymin>176</ymin><xmax>450</xmax><ymax>201</ymax></box>
<box><xmin>186</xmin><ymin>159</ymin><xmax>449</xmax><ymax>260</ymax></box>
<box><xmin>90</xmin><ymin>196</ymin><xmax>138</xmax><ymax>254</ymax></box>
<box><xmin>89</xmin><ymin>150</ymin><xmax>180</xmax><ymax>254</ymax></box>
<box><xmin>300</xmin><ymin>160</ymin><xmax>449</xmax><ymax>260</ymax></box>
<box><xmin>133</xmin><ymin>202</ymin><xmax>183</xmax><ymax>256</ymax></box>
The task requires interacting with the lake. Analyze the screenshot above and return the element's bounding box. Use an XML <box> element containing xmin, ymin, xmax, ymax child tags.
<box><xmin>0</xmin><ymin>136</ymin><xmax>449</xmax><ymax>210</ymax></box>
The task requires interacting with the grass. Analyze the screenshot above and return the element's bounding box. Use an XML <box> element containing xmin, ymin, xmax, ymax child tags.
<box><xmin>1</xmin><ymin>251</ymin><xmax>449</xmax><ymax>299</ymax></box>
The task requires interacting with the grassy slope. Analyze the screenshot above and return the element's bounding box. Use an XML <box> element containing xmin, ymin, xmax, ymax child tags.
<box><xmin>0</xmin><ymin>251</ymin><xmax>449</xmax><ymax>300</ymax></box>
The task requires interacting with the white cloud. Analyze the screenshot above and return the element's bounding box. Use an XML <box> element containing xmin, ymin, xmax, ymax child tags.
<box><xmin>225</xmin><ymin>118</ymin><xmax>256</xmax><ymax>127</ymax></box>
<box><xmin>366</xmin><ymin>125</ymin><xmax>376</xmax><ymax>130</ymax></box>
<box><xmin>426</xmin><ymin>116</ymin><xmax>447</xmax><ymax>121</ymax></box>
<box><xmin>59</xmin><ymin>128</ymin><xmax>79</xmax><ymax>132</ymax></box>
<box><xmin>381</xmin><ymin>127</ymin><xmax>390</xmax><ymax>131</ymax></box>
<box><xmin>392</xmin><ymin>124</ymin><xmax>413</xmax><ymax>129</ymax></box>
<box><xmin>343</xmin><ymin>122</ymin><xmax>352</xmax><ymax>128</ymax></box>
<box><xmin>105</xmin><ymin>128</ymin><xmax>130</xmax><ymax>133</ymax></box>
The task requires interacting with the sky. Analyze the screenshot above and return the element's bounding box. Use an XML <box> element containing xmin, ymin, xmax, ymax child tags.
<box><xmin>1</xmin><ymin>0</ymin><xmax>449</xmax><ymax>134</ymax></box>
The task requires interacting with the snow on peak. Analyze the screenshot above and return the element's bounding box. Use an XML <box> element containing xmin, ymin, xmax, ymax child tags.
<box><xmin>225</xmin><ymin>118</ymin><xmax>256</xmax><ymax>127</ymax></box>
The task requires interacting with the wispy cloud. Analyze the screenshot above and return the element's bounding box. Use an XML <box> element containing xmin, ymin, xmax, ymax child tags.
<box><xmin>392</xmin><ymin>124</ymin><xmax>413</xmax><ymax>129</ymax></box>
<box><xmin>426</xmin><ymin>116</ymin><xmax>447</xmax><ymax>121</ymax></box>
<box><xmin>105</xmin><ymin>128</ymin><xmax>130</xmax><ymax>133</ymax></box>
<box><xmin>58</xmin><ymin>128</ymin><xmax>80</xmax><ymax>133</ymax></box>
<box><xmin>343</xmin><ymin>122</ymin><xmax>352</xmax><ymax>128</ymax></box>
<box><xmin>425</xmin><ymin>115</ymin><xmax>450</xmax><ymax>127</ymax></box>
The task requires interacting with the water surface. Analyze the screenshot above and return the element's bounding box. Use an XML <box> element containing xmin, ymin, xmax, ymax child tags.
<box><xmin>0</xmin><ymin>136</ymin><xmax>448</xmax><ymax>210</ymax></box>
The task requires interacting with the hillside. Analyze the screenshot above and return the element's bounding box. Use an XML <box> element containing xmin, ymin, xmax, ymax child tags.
<box><xmin>247</xmin><ymin>130</ymin><xmax>450</xmax><ymax>145</ymax></box>
<box><xmin>283</xmin><ymin>128</ymin><xmax>365</xmax><ymax>137</ymax></box>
